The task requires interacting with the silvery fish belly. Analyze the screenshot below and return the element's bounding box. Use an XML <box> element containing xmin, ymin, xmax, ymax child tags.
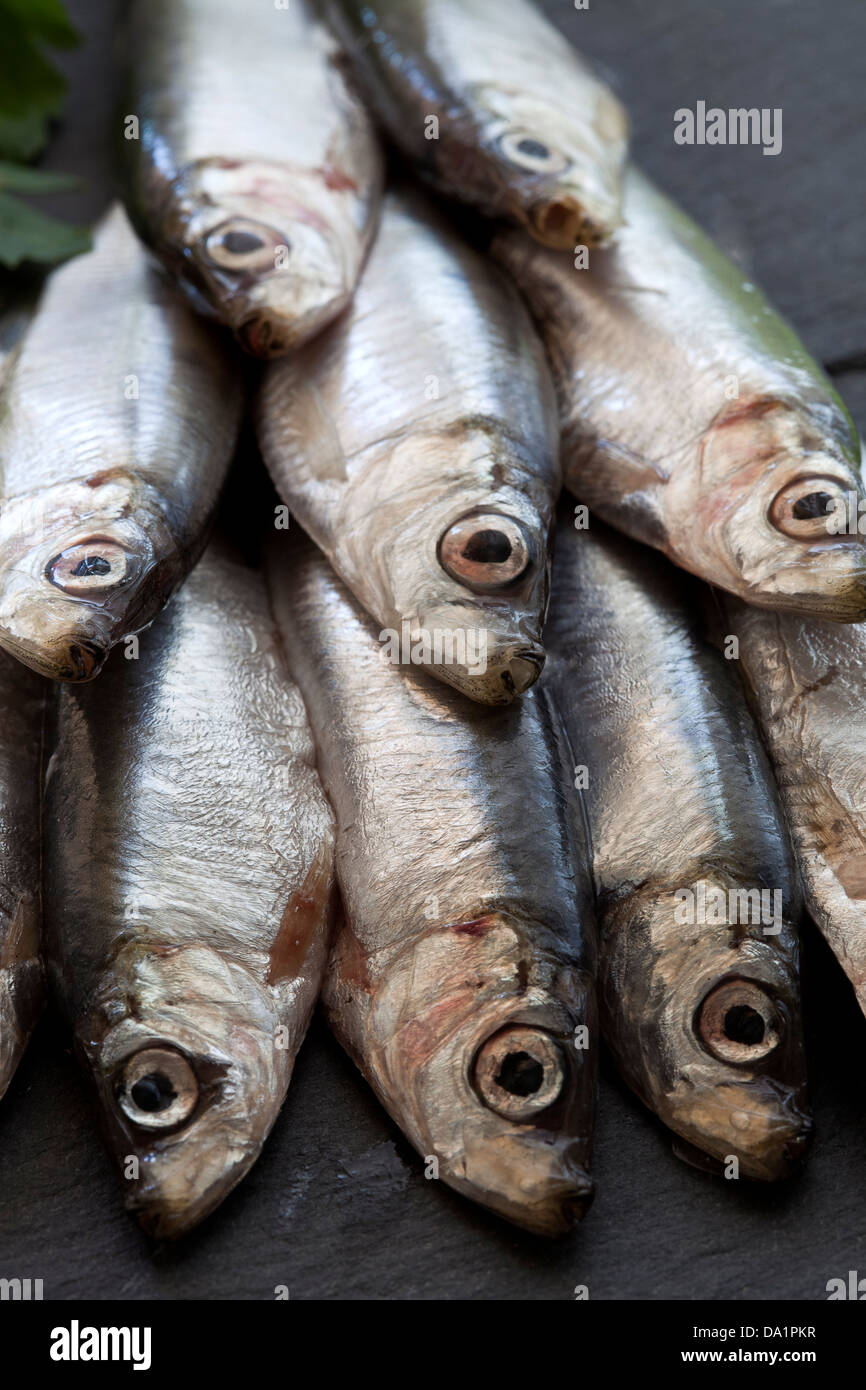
<box><xmin>43</xmin><ymin>541</ymin><xmax>336</xmax><ymax>1239</ymax></box>
<box><xmin>122</xmin><ymin>0</ymin><xmax>383</xmax><ymax>355</ymax></box>
<box><xmin>493</xmin><ymin>166</ymin><xmax>866</xmax><ymax>621</ymax></box>
<box><xmin>323</xmin><ymin>0</ymin><xmax>627</xmax><ymax>247</ymax></box>
<box><xmin>544</xmin><ymin>514</ymin><xmax>811</xmax><ymax>1180</ymax></box>
<box><xmin>0</xmin><ymin>652</ymin><xmax>45</xmax><ymax>1102</ymax></box>
<box><xmin>725</xmin><ymin>601</ymin><xmax>866</xmax><ymax>1020</ymax></box>
<box><xmin>0</xmin><ymin>205</ymin><xmax>243</xmax><ymax>684</ymax></box>
<box><xmin>267</xmin><ymin>531</ymin><xmax>597</xmax><ymax>1237</ymax></box>
<box><xmin>256</xmin><ymin>187</ymin><xmax>560</xmax><ymax>706</ymax></box>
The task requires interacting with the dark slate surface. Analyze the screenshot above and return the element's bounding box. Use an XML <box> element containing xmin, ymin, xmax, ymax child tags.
<box><xmin>2</xmin><ymin>0</ymin><xmax>865</xmax><ymax>1301</ymax></box>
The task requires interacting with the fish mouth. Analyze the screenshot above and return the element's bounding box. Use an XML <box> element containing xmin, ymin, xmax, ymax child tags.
<box><xmin>531</xmin><ymin>195</ymin><xmax>594</xmax><ymax>249</ymax></box>
<box><xmin>798</xmin><ymin>574</ymin><xmax>866</xmax><ymax>624</ymax></box>
<box><xmin>54</xmin><ymin>638</ymin><xmax>106</xmax><ymax>682</ymax></box>
<box><xmin>459</xmin><ymin>1130</ymin><xmax>595</xmax><ymax>1237</ymax></box>
<box><xmin>560</xmin><ymin>1187</ymin><xmax>594</xmax><ymax>1230</ymax></box>
<box><xmin>747</xmin><ymin>556</ymin><xmax>866</xmax><ymax>623</ymax></box>
<box><xmin>423</xmin><ymin>640</ymin><xmax>545</xmax><ymax>704</ymax></box>
<box><xmin>0</xmin><ymin>633</ymin><xmax>106</xmax><ymax>682</ymax></box>
<box><xmin>505</xmin><ymin>1174</ymin><xmax>594</xmax><ymax>1239</ymax></box>
<box><xmin>502</xmin><ymin>649</ymin><xmax>544</xmax><ymax>696</ymax></box>
<box><xmin>122</xmin><ymin>1130</ymin><xmax>258</xmax><ymax>1241</ymax></box>
<box><xmin>235</xmin><ymin>315</ymin><xmax>288</xmax><ymax>358</ymax></box>
<box><xmin>669</xmin><ymin>1102</ymin><xmax>813</xmax><ymax>1182</ymax></box>
<box><xmin>773</xmin><ymin>1117</ymin><xmax>814</xmax><ymax>1177</ymax></box>
<box><xmin>516</xmin><ymin>1158</ymin><xmax>594</xmax><ymax>1237</ymax></box>
<box><xmin>128</xmin><ymin>1188</ymin><xmax>235</xmax><ymax>1242</ymax></box>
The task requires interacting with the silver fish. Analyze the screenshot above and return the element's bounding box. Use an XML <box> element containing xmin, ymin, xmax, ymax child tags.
<box><xmin>43</xmin><ymin>540</ymin><xmax>335</xmax><ymax>1238</ymax></box>
<box><xmin>0</xmin><ymin>204</ymin><xmax>243</xmax><ymax>683</ymax></box>
<box><xmin>544</xmin><ymin>514</ymin><xmax>812</xmax><ymax>1179</ymax></box>
<box><xmin>493</xmin><ymin>166</ymin><xmax>866</xmax><ymax>621</ymax></box>
<box><xmin>724</xmin><ymin>596</ymin><xmax>866</xmax><ymax>1020</ymax></box>
<box><xmin>267</xmin><ymin>531</ymin><xmax>597</xmax><ymax>1237</ymax></box>
<box><xmin>323</xmin><ymin>0</ymin><xmax>628</xmax><ymax>246</ymax></box>
<box><xmin>256</xmin><ymin>187</ymin><xmax>560</xmax><ymax>705</ymax></box>
<box><xmin>0</xmin><ymin>651</ymin><xmax>45</xmax><ymax>1101</ymax></box>
<box><xmin>122</xmin><ymin>0</ymin><xmax>383</xmax><ymax>355</ymax></box>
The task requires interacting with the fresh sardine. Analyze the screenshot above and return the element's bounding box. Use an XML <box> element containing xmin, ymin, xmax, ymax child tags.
<box><xmin>256</xmin><ymin>187</ymin><xmax>560</xmax><ymax>705</ymax></box>
<box><xmin>267</xmin><ymin>531</ymin><xmax>597</xmax><ymax>1237</ymax></box>
<box><xmin>43</xmin><ymin>541</ymin><xmax>335</xmax><ymax>1238</ymax></box>
<box><xmin>0</xmin><ymin>205</ymin><xmax>243</xmax><ymax>683</ymax></box>
<box><xmin>0</xmin><ymin>652</ymin><xmax>45</xmax><ymax>1101</ymax></box>
<box><xmin>724</xmin><ymin>599</ymin><xmax>866</xmax><ymax>1021</ymax></box>
<box><xmin>323</xmin><ymin>0</ymin><xmax>627</xmax><ymax>247</ymax></box>
<box><xmin>122</xmin><ymin>0</ymin><xmax>383</xmax><ymax>355</ymax></box>
<box><xmin>544</xmin><ymin>514</ymin><xmax>811</xmax><ymax>1179</ymax></box>
<box><xmin>493</xmin><ymin>167</ymin><xmax>866</xmax><ymax>621</ymax></box>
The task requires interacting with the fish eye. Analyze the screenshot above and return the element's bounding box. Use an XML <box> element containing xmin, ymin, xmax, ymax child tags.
<box><xmin>769</xmin><ymin>476</ymin><xmax>852</xmax><ymax>539</ymax></box>
<box><xmin>203</xmin><ymin>218</ymin><xmax>288</xmax><ymax>274</ymax></box>
<box><xmin>438</xmin><ymin>512</ymin><xmax>532</xmax><ymax>591</ymax></box>
<box><xmin>496</xmin><ymin>130</ymin><xmax>570</xmax><ymax>176</ymax></box>
<box><xmin>116</xmin><ymin>1046</ymin><xmax>199</xmax><ymax>1131</ymax></box>
<box><xmin>472</xmin><ymin>1025</ymin><xmax>566</xmax><ymax>1120</ymax></box>
<box><xmin>46</xmin><ymin>540</ymin><xmax>137</xmax><ymax>597</ymax></box>
<box><xmin>696</xmin><ymin>979</ymin><xmax>781</xmax><ymax>1065</ymax></box>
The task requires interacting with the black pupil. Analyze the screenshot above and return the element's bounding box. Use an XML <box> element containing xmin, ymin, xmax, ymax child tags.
<box><xmin>723</xmin><ymin>1004</ymin><xmax>766</xmax><ymax>1046</ymax></box>
<box><xmin>221</xmin><ymin>229</ymin><xmax>265</xmax><ymax>255</ymax></box>
<box><xmin>495</xmin><ymin>1051</ymin><xmax>544</xmax><ymax>1096</ymax></box>
<box><xmin>792</xmin><ymin>491</ymin><xmax>834</xmax><ymax>520</ymax></box>
<box><xmin>72</xmin><ymin>556</ymin><xmax>111</xmax><ymax>577</ymax></box>
<box><xmin>462</xmin><ymin>529</ymin><xmax>512</xmax><ymax>564</ymax></box>
<box><xmin>130</xmin><ymin>1072</ymin><xmax>177</xmax><ymax>1113</ymax></box>
<box><xmin>516</xmin><ymin>137</ymin><xmax>550</xmax><ymax>160</ymax></box>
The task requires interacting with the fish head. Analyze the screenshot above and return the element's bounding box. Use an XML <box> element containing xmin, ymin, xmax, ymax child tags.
<box><xmin>345</xmin><ymin>911</ymin><xmax>595</xmax><ymax>1235</ymax></box>
<box><xmin>164</xmin><ymin>158</ymin><xmax>369</xmax><ymax>355</ymax></box>
<box><xmin>81</xmin><ymin>943</ymin><xmax>288</xmax><ymax>1239</ymax></box>
<box><xmin>341</xmin><ymin>429</ymin><xmax>552</xmax><ymax>704</ymax></box>
<box><xmin>469</xmin><ymin>84</ymin><xmax>627</xmax><ymax>246</ymax></box>
<box><xmin>0</xmin><ymin>475</ymin><xmax>179</xmax><ymax>680</ymax></box>
<box><xmin>601</xmin><ymin>882</ymin><xmax>812</xmax><ymax>1180</ymax></box>
<box><xmin>671</xmin><ymin>397</ymin><xmax>866</xmax><ymax>620</ymax></box>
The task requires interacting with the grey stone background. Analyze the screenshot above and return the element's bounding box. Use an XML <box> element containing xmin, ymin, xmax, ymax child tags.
<box><xmin>1</xmin><ymin>0</ymin><xmax>864</xmax><ymax>1300</ymax></box>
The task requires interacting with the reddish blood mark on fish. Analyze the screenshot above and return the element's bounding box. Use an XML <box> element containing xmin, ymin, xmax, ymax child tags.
<box><xmin>267</xmin><ymin>852</ymin><xmax>332</xmax><ymax>984</ymax></box>
<box><xmin>321</xmin><ymin>166</ymin><xmax>358</xmax><ymax>192</ymax></box>
<box><xmin>85</xmin><ymin>468</ymin><xmax>128</xmax><ymax>488</ymax></box>
<box><xmin>399</xmin><ymin>992</ymin><xmax>476</xmax><ymax>1065</ymax></box>
<box><xmin>452</xmin><ymin>916</ymin><xmax>494</xmax><ymax>936</ymax></box>
<box><xmin>712</xmin><ymin>396</ymin><xmax>784</xmax><ymax>429</ymax></box>
<box><xmin>334</xmin><ymin>921</ymin><xmax>371</xmax><ymax>993</ymax></box>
